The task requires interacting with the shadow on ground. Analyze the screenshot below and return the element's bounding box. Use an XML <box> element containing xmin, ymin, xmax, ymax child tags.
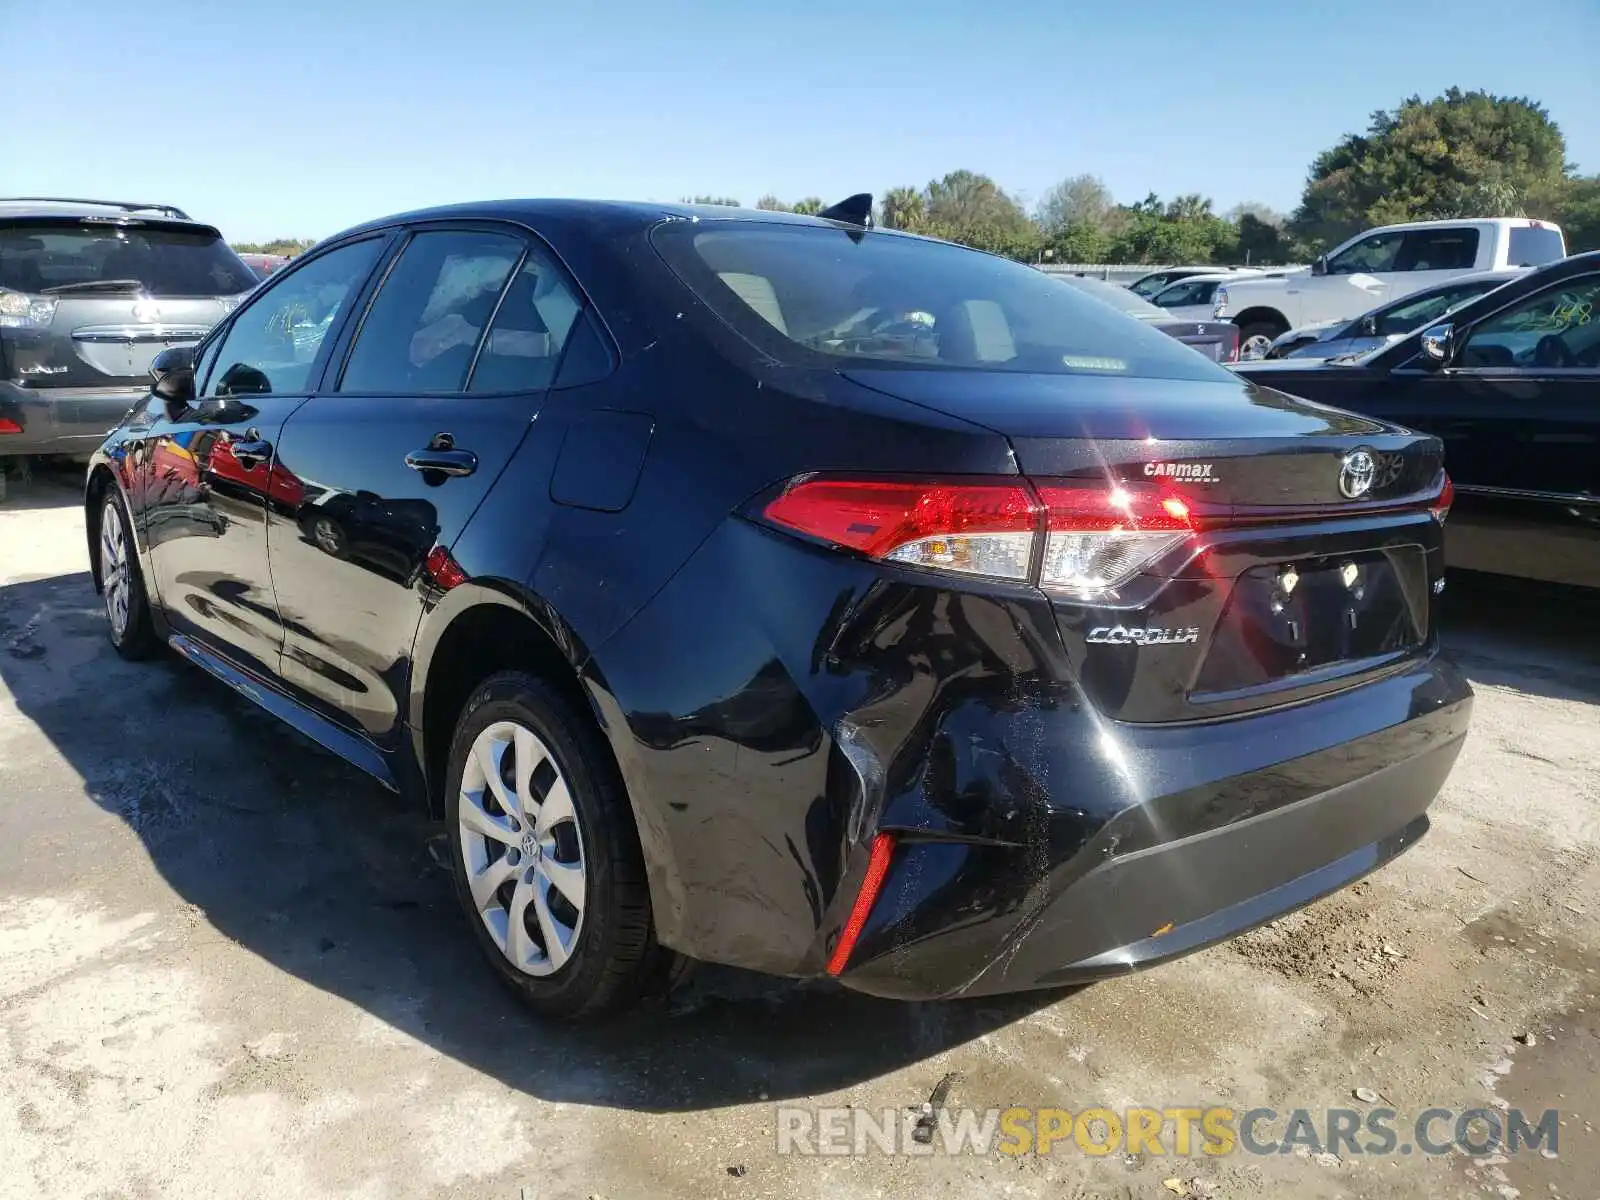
<box><xmin>0</xmin><ymin>559</ymin><xmax>1063</xmax><ymax>1115</ymax></box>
<box><xmin>1439</xmin><ymin>573</ymin><xmax>1600</xmax><ymax>705</ymax></box>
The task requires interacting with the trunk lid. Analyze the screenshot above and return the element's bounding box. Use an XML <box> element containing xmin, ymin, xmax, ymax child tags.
<box><xmin>844</xmin><ymin>367</ymin><xmax>1447</xmax><ymax>723</ymax></box>
<box><xmin>51</xmin><ymin>295</ymin><xmax>224</xmax><ymax>387</ymax></box>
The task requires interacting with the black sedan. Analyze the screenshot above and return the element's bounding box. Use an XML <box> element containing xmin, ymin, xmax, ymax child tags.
<box><xmin>1056</xmin><ymin>273</ymin><xmax>1240</xmax><ymax>362</ymax></box>
<box><xmin>1236</xmin><ymin>250</ymin><xmax>1600</xmax><ymax>590</ymax></box>
<box><xmin>85</xmin><ymin>197</ymin><xmax>1470</xmax><ymax>1019</ymax></box>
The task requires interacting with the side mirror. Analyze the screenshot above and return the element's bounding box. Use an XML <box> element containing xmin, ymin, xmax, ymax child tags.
<box><xmin>150</xmin><ymin>345</ymin><xmax>196</xmax><ymax>402</ymax></box>
<box><xmin>1419</xmin><ymin>323</ymin><xmax>1454</xmax><ymax>368</ymax></box>
<box><xmin>1359</xmin><ymin>315</ymin><xmax>1378</xmax><ymax>336</ymax></box>
<box><xmin>1311</xmin><ymin>255</ymin><xmax>1329</xmax><ymax>276</ymax></box>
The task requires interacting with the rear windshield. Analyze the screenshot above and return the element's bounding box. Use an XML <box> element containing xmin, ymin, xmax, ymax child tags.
<box><xmin>1507</xmin><ymin>226</ymin><xmax>1565</xmax><ymax>268</ymax></box>
<box><xmin>0</xmin><ymin>220</ymin><xmax>256</xmax><ymax>297</ymax></box>
<box><xmin>653</xmin><ymin>221</ymin><xmax>1231</xmax><ymax>382</ymax></box>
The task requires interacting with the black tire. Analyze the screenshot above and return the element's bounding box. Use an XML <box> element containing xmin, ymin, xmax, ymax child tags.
<box><xmin>1238</xmin><ymin>321</ymin><xmax>1287</xmax><ymax>361</ymax></box>
<box><xmin>443</xmin><ymin>670</ymin><xmax>670</xmax><ymax>1020</ymax></box>
<box><xmin>98</xmin><ymin>491</ymin><xmax>161</xmax><ymax>660</ymax></box>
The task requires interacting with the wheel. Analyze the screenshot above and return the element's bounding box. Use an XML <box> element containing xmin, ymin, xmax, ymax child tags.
<box><xmin>443</xmin><ymin>670</ymin><xmax>669</xmax><ymax>1020</ymax></box>
<box><xmin>99</xmin><ymin>492</ymin><xmax>160</xmax><ymax>660</ymax></box>
<box><xmin>1237</xmin><ymin>322</ymin><xmax>1286</xmax><ymax>361</ymax></box>
<box><xmin>310</xmin><ymin>515</ymin><xmax>348</xmax><ymax>558</ymax></box>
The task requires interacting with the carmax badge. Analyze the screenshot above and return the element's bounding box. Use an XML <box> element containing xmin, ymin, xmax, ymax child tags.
<box><xmin>1143</xmin><ymin>461</ymin><xmax>1218</xmax><ymax>481</ymax></box>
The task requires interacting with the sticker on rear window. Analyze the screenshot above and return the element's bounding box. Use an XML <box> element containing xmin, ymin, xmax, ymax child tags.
<box><xmin>1060</xmin><ymin>355</ymin><xmax>1128</xmax><ymax>372</ymax></box>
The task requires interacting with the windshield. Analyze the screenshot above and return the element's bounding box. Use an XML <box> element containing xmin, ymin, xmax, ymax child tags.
<box><xmin>1372</xmin><ymin>279</ymin><xmax>1507</xmax><ymax>335</ymax></box>
<box><xmin>0</xmin><ymin>220</ymin><xmax>256</xmax><ymax>298</ymax></box>
<box><xmin>1055</xmin><ymin>274</ymin><xmax>1166</xmax><ymax>318</ymax></box>
<box><xmin>653</xmin><ymin>222</ymin><xmax>1230</xmax><ymax>382</ymax></box>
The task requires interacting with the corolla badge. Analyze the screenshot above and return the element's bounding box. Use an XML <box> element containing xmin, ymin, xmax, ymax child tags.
<box><xmin>1087</xmin><ymin>626</ymin><xmax>1201</xmax><ymax>646</ymax></box>
<box><xmin>1338</xmin><ymin>447</ymin><xmax>1378</xmax><ymax>499</ymax></box>
<box><xmin>132</xmin><ymin>299</ymin><xmax>162</xmax><ymax>322</ymax></box>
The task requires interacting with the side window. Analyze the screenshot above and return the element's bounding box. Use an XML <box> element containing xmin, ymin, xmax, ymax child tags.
<box><xmin>340</xmin><ymin>230</ymin><xmax>522</xmax><ymax>394</ymax></box>
<box><xmin>205</xmin><ymin>239</ymin><xmax>381</xmax><ymax>398</ymax></box>
<box><xmin>1457</xmin><ymin>276</ymin><xmax>1600</xmax><ymax>370</ymax></box>
<box><xmin>1153</xmin><ymin>280</ymin><xmax>1204</xmax><ymax>308</ymax></box>
<box><xmin>1396</xmin><ymin>228</ymin><xmax>1479</xmax><ymax>272</ymax></box>
<box><xmin>192</xmin><ymin>332</ymin><xmax>223</xmax><ymax>396</ymax></box>
<box><xmin>466</xmin><ymin>248</ymin><xmax>584</xmax><ymax>393</ymax></box>
<box><xmin>1326</xmin><ymin>231</ymin><xmax>1405</xmax><ymax>275</ymax></box>
<box><xmin>1377</xmin><ymin>284</ymin><xmax>1485</xmax><ymax>335</ymax></box>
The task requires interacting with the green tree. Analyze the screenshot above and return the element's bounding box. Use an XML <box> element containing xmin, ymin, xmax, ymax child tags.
<box><xmin>790</xmin><ymin>197</ymin><xmax>825</xmax><ymax>215</ymax></box>
<box><xmin>1035</xmin><ymin>174</ymin><xmax>1116</xmax><ymax>234</ymax></box>
<box><xmin>1291</xmin><ymin>88</ymin><xmax>1568</xmax><ymax>250</ymax></box>
<box><xmin>924</xmin><ymin>170</ymin><xmax>1031</xmax><ymax>237</ymax></box>
<box><xmin>1529</xmin><ymin>174</ymin><xmax>1600</xmax><ymax>253</ymax></box>
<box><xmin>1042</xmin><ymin>221</ymin><xmax>1113</xmax><ymax>264</ymax></box>
<box><xmin>880</xmin><ymin>186</ymin><xmax>925</xmax><ymax>231</ymax></box>
<box><xmin>683</xmin><ymin>195</ymin><xmax>741</xmax><ymax>207</ymax></box>
<box><xmin>231</xmin><ymin>238</ymin><xmax>315</xmax><ymax>256</ymax></box>
<box><xmin>754</xmin><ymin>194</ymin><xmax>789</xmax><ymax>211</ymax></box>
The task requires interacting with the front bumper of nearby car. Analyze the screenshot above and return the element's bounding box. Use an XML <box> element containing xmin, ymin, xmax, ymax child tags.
<box><xmin>0</xmin><ymin>383</ymin><xmax>145</xmax><ymax>459</ymax></box>
<box><xmin>836</xmin><ymin>653</ymin><xmax>1471</xmax><ymax>998</ymax></box>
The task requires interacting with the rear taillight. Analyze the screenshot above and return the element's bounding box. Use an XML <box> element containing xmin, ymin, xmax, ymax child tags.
<box><xmin>762</xmin><ymin>477</ymin><xmax>1038</xmax><ymax>582</ymax></box>
<box><xmin>1225</xmin><ymin>326</ymin><xmax>1241</xmax><ymax>362</ymax></box>
<box><xmin>1431</xmin><ymin>472</ymin><xmax>1454</xmax><ymax>524</ymax></box>
<box><xmin>0</xmin><ymin>289</ymin><xmax>57</xmax><ymax>331</ymax></box>
<box><xmin>759</xmin><ymin>475</ymin><xmax>1198</xmax><ymax>598</ymax></box>
<box><xmin>0</xmin><ymin>418</ymin><xmax>21</xmax><ymax>435</ymax></box>
<box><xmin>1034</xmin><ymin>484</ymin><xmax>1194</xmax><ymax>595</ymax></box>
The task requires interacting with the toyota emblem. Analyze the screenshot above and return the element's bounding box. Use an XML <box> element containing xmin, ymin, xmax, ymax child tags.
<box><xmin>1339</xmin><ymin>448</ymin><xmax>1378</xmax><ymax>499</ymax></box>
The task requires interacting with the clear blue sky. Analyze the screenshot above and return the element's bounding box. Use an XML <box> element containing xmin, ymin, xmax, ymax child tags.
<box><xmin>3</xmin><ymin>0</ymin><xmax>1596</xmax><ymax>242</ymax></box>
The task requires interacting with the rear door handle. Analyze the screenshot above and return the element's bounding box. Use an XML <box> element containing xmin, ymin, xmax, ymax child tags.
<box><xmin>405</xmin><ymin>447</ymin><xmax>478</xmax><ymax>477</ymax></box>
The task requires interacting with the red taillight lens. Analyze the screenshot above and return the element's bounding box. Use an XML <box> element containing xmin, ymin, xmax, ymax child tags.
<box><xmin>762</xmin><ymin>476</ymin><xmax>1039</xmax><ymax>581</ymax></box>
<box><xmin>1225</xmin><ymin>327</ymin><xmax>1240</xmax><ymax>362</ymax></box>
<box><xmin>826</xmin><ymin>832</ymin><xmax>896</xmax><ymax>976</ymax></box>
<box><xmin>1431</xmin><ymin>472</ymin><xmax>1454</xmax><ymax>524</ymax></box>
<box><xmin>0</xmin><ymin>418</ymin><xmax>21</xmax><ymax>435</ymax></box>
<box><xmin>1033</xmin><ymin>482</ymin><xmax>1195</xmax><ymax>594</ymax></box>
<box><xmin>424</xmin><ymin>544</ymin><xmax>467</xmax><ymax>589</ymax></box>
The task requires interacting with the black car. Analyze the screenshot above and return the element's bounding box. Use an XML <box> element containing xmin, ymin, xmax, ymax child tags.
<box><xmin>0</xmin><ymin>197</ymin><xmax>256</xmax><ymax>499</ymax></box>
<box><xmin>86</xmin><ymin>198</ymin><xmax>1472</xmax><ymax>1020</ymax></box>
<box><xmin>1056</xmin><ymin>274</ymin><xmax>1240</xmax><ymax>362</ymax></box>
<box><xmin>1237</xmin><ymin>250</ymin><xmax>1600</xmax><ymax>591</ymax></box>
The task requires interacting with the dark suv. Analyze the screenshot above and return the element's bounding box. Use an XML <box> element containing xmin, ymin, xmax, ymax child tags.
<box><xmin>1</xmin><ymin>198</ymin><xmax>255</xmax><ymax>498</ymax></box>
<box><xmin>86</xmin><ymin>198</ymin><xmax>1473</xmax><ymax>1020</ymax></box>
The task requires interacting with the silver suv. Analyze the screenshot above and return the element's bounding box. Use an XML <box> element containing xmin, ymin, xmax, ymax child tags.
<box><xmin>0</xmin><ymin>197</ymin><xmax>255</xmax><ymax>498</ymax></box>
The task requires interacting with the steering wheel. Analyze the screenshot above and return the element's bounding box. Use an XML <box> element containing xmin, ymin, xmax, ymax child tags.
<box><xmin>1532</xmin><ymin>334</ymin><xmax>1576</xmax><ymax>368</ymax></box>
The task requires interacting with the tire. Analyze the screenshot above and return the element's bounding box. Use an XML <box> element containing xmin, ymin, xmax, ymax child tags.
<box><xmin>98</xmin><ymin>491</ymin><xmax>160</xmax><ymax>660</ymax></box>
<box><xmin>1238</xmin><ymin>322</ymin><xmax>1286</xmax><ymax>361</ymax></box>
<box><xmin>443</xmin><ymin>670</ymin><xmax>670</xmax><ymax>1020</ymax></box>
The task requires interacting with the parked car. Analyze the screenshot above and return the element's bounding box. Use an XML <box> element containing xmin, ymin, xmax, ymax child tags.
<box><xmin>87</xmin><ymin>196</ymin><xmax>1471</xmax><ymax>1019</ymax></box>
<box><xmin>1147</xmin><ymin>273</ymin><xmax>1253</xmax><ymax>322</ymax></box>
<box><xmin>1215</xmin><ymin>218</ymin><xmax>1566</xmax><ymax>360</ymax></box>
<box><xmin>238</xmin><ymin>252</ymin><xmax>291</xmax><ymax>279</ymax></box>
<box><xmin>0</xmin><ymin>197</ymin><xmax>254</xmax><ymax>499</ymax></box>
<box><xmin>1235</xmin><ymin>250</ymin><xmax>1600</xmax><ymax>590</ymax></box>
<box><xmin>1125</xmin><ymin>265</ymin><xmax>1258</xmax><ymax>299</ymax></box>
<box><xmin>1055</xmin><ymin>274</ymin><xmax>1240</xmax><ymax>362</ymax></box>
<box><xmin>1266</xmin><ymin>269</ymin><xmax>1526</xmax><ymax>361</ymax></box>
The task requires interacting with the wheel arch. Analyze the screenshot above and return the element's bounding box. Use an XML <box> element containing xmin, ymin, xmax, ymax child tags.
<box><xmin>410</xmin><ymin>582</ymin><xmax>602</xmax><ymax>821</ymax></box>
<box><xmin>84</xmin><ymin>463</ymin><xmax>121</xmax><ymax>593</ymax></box>
<box><xmin>1233</xmin><ymin>306</ymin><xmax>1291</xmax><ymax>335</ymax></box>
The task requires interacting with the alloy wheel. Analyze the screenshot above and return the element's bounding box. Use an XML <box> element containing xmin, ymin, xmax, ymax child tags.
<box><xmin>100</xmin><ymin>502</ymin><xmax>131</xmax><ymax>640</ymax></box>
<box><xmin>1239</xmin><ymin>334</ymin><xmax>1275</xmax><ymax>361</ymax></box>
<box><xmin>457</xmin><ymin>720</ymin><xmax>588</xmax><ymax>977</ymax></box>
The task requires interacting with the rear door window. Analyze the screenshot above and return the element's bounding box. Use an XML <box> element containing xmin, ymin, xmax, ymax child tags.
<box><xmin>1396</xmin><ymin>228</ymin><xmax>1479</xmax><ymax>272</ymax></box>
<box><xmin>467</xmin><ymin>248</ymin><xmax>583</xmax><ymax>392</ymax></box>
<box><xmin>0</xmin><ymin>221</ymin><xmax>256</xmax><ymax>297</ymax></box>
<box><xmin>652</xmin><ymin>221</ymin><xmax>1229</xmax><ymax>382</ymax></box>
<box><xmin>1326</xmin><ymin>231</ymin><xmax>1406</xmax><ymax>275</ymax></box>
<box><xmin>1508</xmin><ymin>225</ymin><xmax>1565</xmax><ymax>267</ymax></box>
<box><xmin>339</xmin><ymin>230</ymin><xmax>522</xmax><ymax>394</ymax></box>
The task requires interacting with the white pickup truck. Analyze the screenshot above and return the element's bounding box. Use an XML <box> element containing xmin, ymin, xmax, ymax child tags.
<box><xmin>1213</xmin><ymin>217</ymin><xmax>1566</xmax><ymax>359</ymax></box>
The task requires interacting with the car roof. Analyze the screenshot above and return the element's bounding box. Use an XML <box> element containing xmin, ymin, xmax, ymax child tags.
<box><xmin>1362</xmin><ymin>216</ymin><xmax>1562</xmax><ymax>236</ymax></box>
<box><xmin>0</xmin><ymin>196</ymin><xmax>194</xmax><ymax>221</ymax></box>
<box><xmin>329</xmin><ymin>198</ymin><xmax>892</xmax><ymax>243</ymax></box>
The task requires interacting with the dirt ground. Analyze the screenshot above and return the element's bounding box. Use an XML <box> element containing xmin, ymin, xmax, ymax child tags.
<box><xmin>2</xmin><ymin>465</ymin><xmax>1596</xmax><ymax>1200</ymax></box>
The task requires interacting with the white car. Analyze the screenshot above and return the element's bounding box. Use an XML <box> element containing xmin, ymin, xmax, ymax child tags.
<box><xmin>1214</xmin><ymin>217</ymin><xmax>1565</xmax><ymax>359</ymax></box>
<box><xmin>1147</xmin><ymin>272</ymin><xmax>1264</xmax><ymax>322</ymax></box>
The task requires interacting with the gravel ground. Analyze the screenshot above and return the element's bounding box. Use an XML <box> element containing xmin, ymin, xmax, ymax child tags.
<box><xmin>2</xmin><ymin>465</ymin><xmax>1596</xmax><ymax>1200</ymax></box>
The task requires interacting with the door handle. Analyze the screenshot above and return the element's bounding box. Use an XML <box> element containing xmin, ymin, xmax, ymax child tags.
<box><xmin>405</xmin><ymin>447</ymin><xmax>478</xmax><ymax>477</ymax></box>
<box><xmin>231</xmin><ymin>428</ymin><xmax>272</xmax><ymax>467</ymax></box>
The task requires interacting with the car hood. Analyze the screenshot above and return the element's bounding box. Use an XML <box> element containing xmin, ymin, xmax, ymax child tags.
<box><xmin>840</xmin><ymin>367</ymin><xmax>1397</xmax><ymax>445</ymax></box>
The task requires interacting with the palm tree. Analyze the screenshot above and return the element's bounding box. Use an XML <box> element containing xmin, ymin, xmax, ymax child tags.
<box><xmin>881</xmin><ymin>186</ymin><xmax>925</xmax><ymax>231</ymax></box>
